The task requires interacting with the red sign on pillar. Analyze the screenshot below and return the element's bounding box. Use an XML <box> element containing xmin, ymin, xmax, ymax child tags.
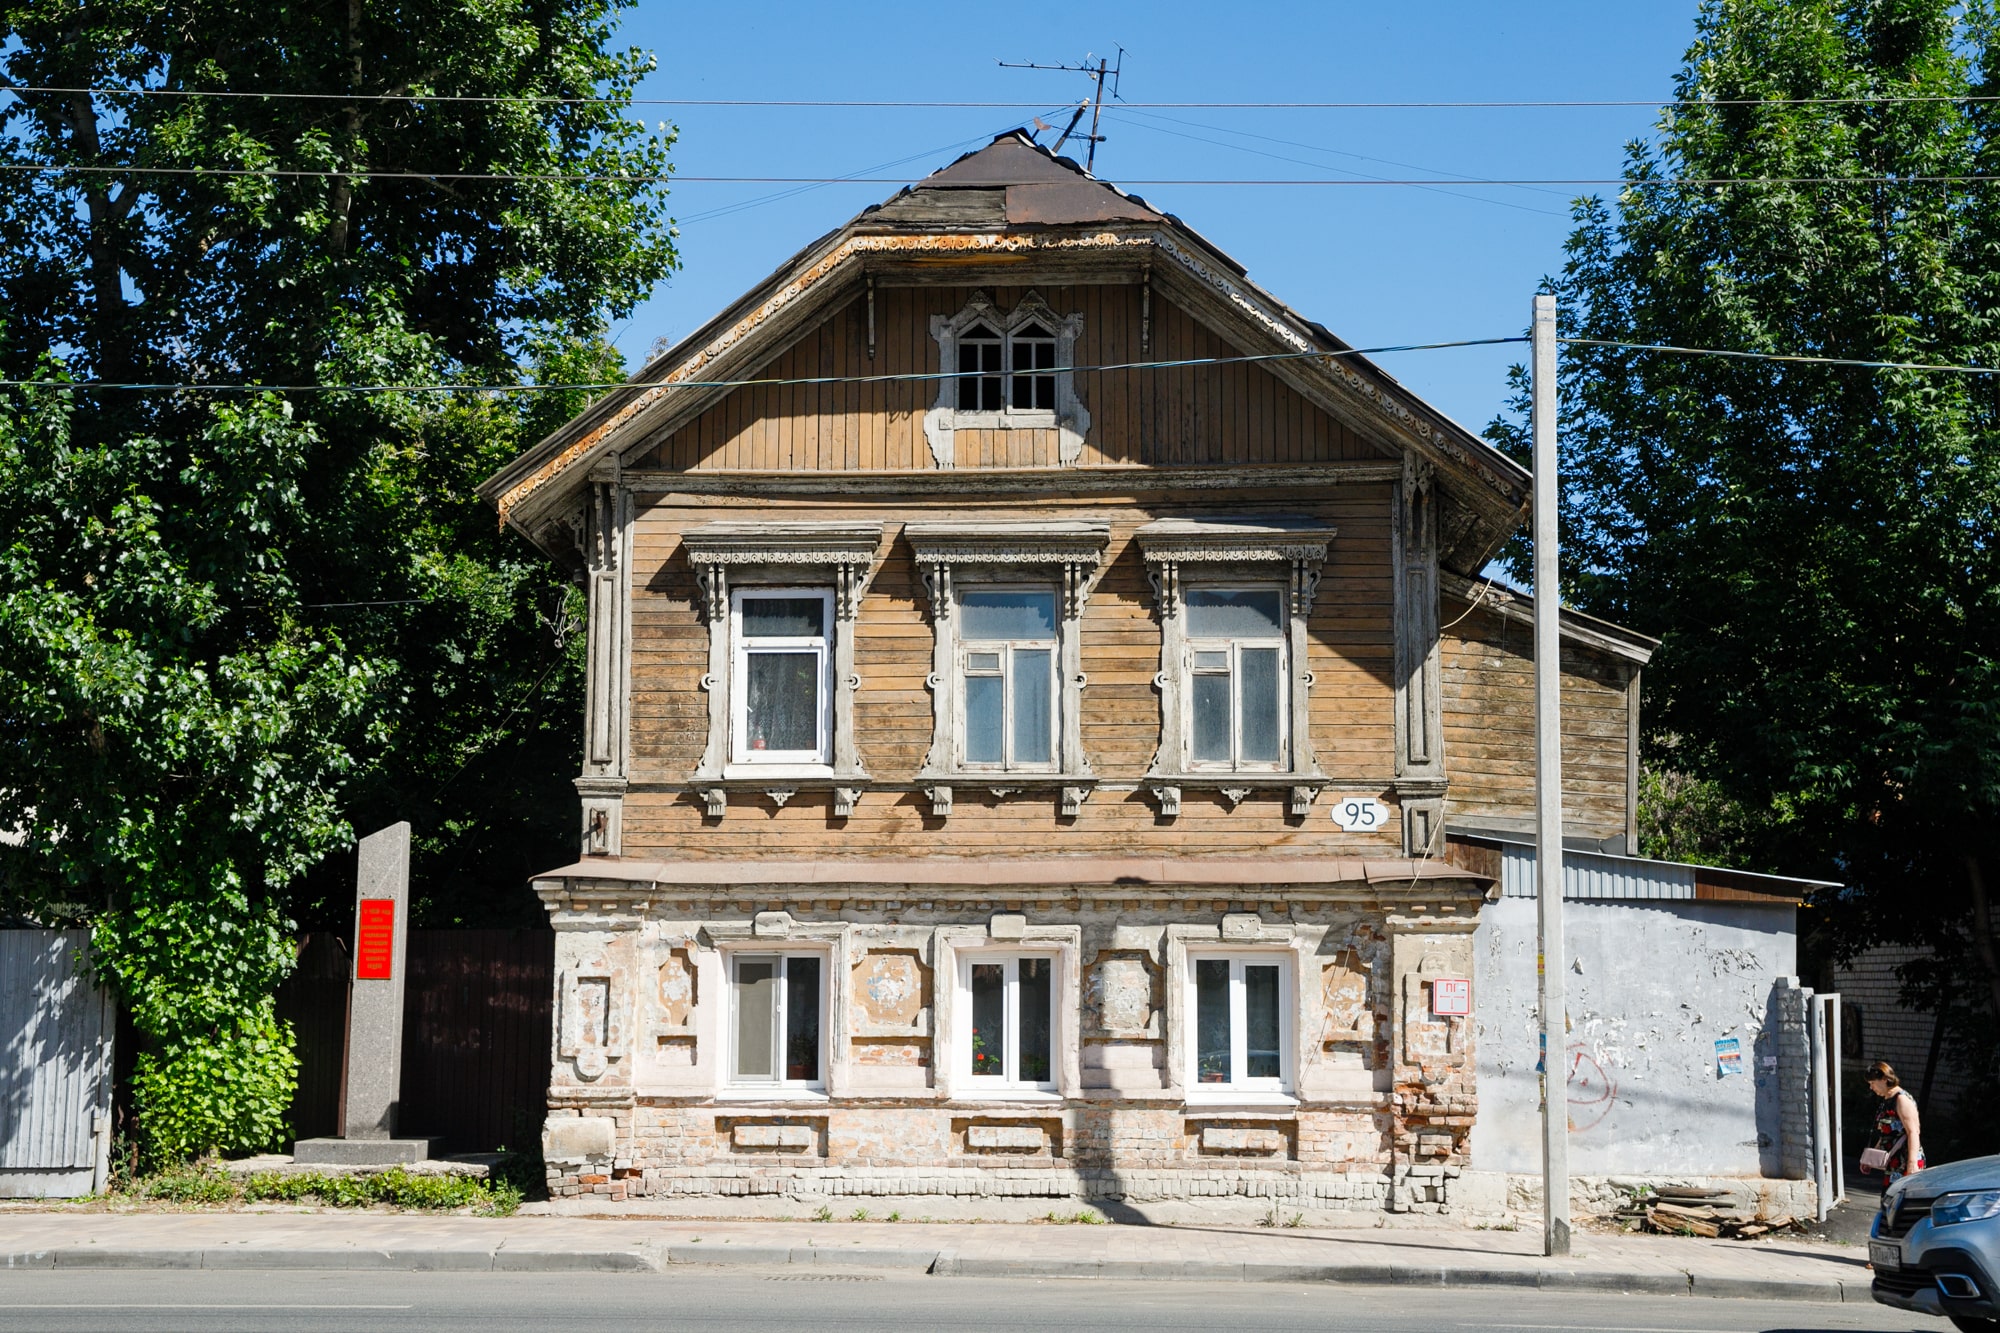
<box><xmin>355</xmin><ymin>898</ymin><xmax>396</xmax><ymax>980</ymax></box>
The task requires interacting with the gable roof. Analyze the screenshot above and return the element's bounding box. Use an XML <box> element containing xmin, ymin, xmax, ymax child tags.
<box><xmin>479</xmin><ymin>132</ymin><xmax>1533</xmax><ymax>573</ymax></box>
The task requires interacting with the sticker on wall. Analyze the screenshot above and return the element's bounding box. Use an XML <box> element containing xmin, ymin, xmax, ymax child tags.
<box><xmin>1330</xmin><ymin>796</ymin><xmax>1389</xmax><ymax>830</ymax></box>
<box><xmin>1715</xmin><ymin>1036</ymin><xmax>1743</xmax><ymax>1077</ymax></box>
<box><xmin>1431</xmin><ymin>977</ymin><xmax>1472</xmax><ymax>1016</ymax></box>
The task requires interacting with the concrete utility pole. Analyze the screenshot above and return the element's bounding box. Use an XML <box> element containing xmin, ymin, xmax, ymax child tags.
<box><xmin>1531</xmin><ymin>292</ymin><xmax>1572</xmax><ymax>1257</ymax></box>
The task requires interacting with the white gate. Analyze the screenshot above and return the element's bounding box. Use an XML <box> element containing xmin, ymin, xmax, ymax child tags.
<box><xmin>0</xmin><ymin>930</ymin><xmax>115</xmax><ymax>1197</ymax></box>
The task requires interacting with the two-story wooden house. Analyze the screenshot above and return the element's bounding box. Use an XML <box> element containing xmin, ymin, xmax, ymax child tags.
<box><xmin>480</xmin><ymin>133</ymin><xmax>1659</xmax><ymax>1212</ymax></box>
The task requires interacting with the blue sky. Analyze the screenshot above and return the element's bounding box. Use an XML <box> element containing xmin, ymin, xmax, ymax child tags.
<box><xmin>608</xmin><ymin>2</ymin><xmax>1705</xmax><ymax>440</ymax></box>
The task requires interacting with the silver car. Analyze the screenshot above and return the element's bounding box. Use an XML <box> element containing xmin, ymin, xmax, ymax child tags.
<box><xmin>1872</xmin><ymin>1153</ymin><xmax>2000</xmax><ymax>1331</ymax></box>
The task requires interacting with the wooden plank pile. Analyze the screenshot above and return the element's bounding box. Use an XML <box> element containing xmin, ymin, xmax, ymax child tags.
<box><xmin>1615</xmin><ymin>1186</ymin><xmax>1801</xmax><ymax>1239</ymax></box>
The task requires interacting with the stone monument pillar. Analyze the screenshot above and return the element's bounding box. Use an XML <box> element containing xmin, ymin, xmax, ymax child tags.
<box><xmin>294</xmin><ymin>822</ymin><xmax>438</xmax><ymax>1165</ymax></box>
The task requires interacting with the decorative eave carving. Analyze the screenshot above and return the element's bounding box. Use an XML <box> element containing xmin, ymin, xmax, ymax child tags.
<box><xmin>681</xmin><ymin>520</ymin><xmax>885</xmax><ymax>624</ymax></box>
<box><xmin>905</xmin><ymin>520</ymin><xmax>1111</xmax><ymax>569</ymax></box>
<box><xmin>907</xmin><ymin>520</ymin><xmax>1112</xmax><ymax>620</ymax></box>
<box><xmin>1136</xmin><ymin>517</ymin><xmax>1335</xmax><ymax>619</ymax></box>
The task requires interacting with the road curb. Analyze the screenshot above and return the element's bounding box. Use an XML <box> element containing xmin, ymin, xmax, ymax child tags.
<box><xmin>0</xmin><ymin>1245</ymin><xmax>1860</xmax><ymax>1300</ymax></box>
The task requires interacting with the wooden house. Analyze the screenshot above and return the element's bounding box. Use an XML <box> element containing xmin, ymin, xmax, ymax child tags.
<box><xmin>480</xmin><ymin>133</ymin><xmax>1664</xmax><ymax>1211</ymax></box>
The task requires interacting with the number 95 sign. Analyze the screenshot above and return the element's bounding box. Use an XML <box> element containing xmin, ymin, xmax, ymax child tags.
<box><xmin>1330</xmin><ymin>796</ymin><xmax>1389</xmax><ymax>831</ymax></box>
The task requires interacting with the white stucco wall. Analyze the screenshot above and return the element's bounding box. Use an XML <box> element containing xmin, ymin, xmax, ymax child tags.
<box><xmin>1471</xmin><ymin>897</ymin><xmax>1797</xmax><ymax>1177</ymax></box>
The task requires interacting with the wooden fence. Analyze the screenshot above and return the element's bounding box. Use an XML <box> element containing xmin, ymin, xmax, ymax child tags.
<box><xmin>276</xmin><ymin>929</ymin><xmax>553</xmax><ymax>1154</ymax></box>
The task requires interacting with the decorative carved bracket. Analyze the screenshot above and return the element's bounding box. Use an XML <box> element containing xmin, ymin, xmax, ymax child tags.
<box><xmin>1289</xmin><ymin>784</ymin><xmax>1322</xmax><ymax>819</ymax></box>
<box><xmin>925</xmin><ymin>784</ymin><xmax>953</xmax><ymax>818</ymax></box>
<box><xmin>1151</xmin><ymin>784</ymin><xmax>1182</xmax><ymax>818</ymax></box>
<box><xmin>700</xmin><ymin>787</ymin><xmax>726</xmax><ymax>818</ymax></box>
<box><xmin>1060</xmin><ymin>785</ymin><xmax>1088</xmax><ymax>819</ymax></box>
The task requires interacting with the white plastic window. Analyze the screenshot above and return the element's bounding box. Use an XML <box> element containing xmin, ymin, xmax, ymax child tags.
<box><xmin>1186</xmin><ymin>953</ymin><xmax>1291</xmax><ymax>1093</ymax></box>
<box><xmin>1185</xmin><ymin>587</ymin><xmax>1286</xmax><ymax>770</ymax></box>
<box><xmin>730</xmin><ymin>952</ymin><xmax>824</xmax><ymax>1087</ymax></box>
<box><xmin>961</xmin><ymin>953</ymin><xmax>1057</xmax><ymax>1090</ymax></box>
<box><xmin>958</xmin><ymin>587</ymin><xmax>1057</xmax><ymax>770</ymax></box>
<box><xmin>730</xmin><ymin>588</ymin><xmax>832</xmax><ymax>765</ymax></box>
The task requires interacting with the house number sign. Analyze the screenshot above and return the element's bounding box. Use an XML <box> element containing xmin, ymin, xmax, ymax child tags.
<box><xmin>1329</xmin><ymin>796</ymin><xmax>1389</xmax><ymax>830</ymax></box>
<box><xmin>355</xmin><ymin>898</ymin><xmax>396</xmax><ymax>980</ymax></box>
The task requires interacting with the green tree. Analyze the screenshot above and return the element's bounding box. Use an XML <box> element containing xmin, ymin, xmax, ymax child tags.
<box><xmin>0</xmin><ymin>0</ymin><xmax>674</xmax><ymax>1157</ymax></box>
<box><xmin>1488</xmin><ymin>0</ymin><xmax>2000</xmax><ymax>1124</ymax></box>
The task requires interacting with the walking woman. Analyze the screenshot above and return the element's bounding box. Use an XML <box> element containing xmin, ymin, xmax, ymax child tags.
<box><xmin>1864</xmin><ymin>1060</ymin><xmax>1926</xmax><ymax>1182</ymax></box>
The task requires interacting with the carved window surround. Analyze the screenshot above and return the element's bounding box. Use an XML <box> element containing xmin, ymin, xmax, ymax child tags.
<box><xmin>683</xmin><ymin>521</ymin><xmax>885</xmax><ymax>821</ymax></box>
<box><xmin>908</xmin><ymin>520</ymin><xmax>1110</xmax><ymax>819</ymax></box>
<box><xmin>924</xmin><ymin>290</ymin><xmax>1089</xmax><ymax>468</ymax></box>
<box><xmin>1135</xmin><ymin>519</ymin><xmax>1335</xmax><ymax>822</ymax></box>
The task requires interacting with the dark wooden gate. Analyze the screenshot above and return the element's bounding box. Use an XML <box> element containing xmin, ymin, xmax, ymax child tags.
<box><xmin>279</xmin><ymin>929</ymin><xmax>553</xmax><ymax>1154</ymax></box>
<box><xmin>276</xmin><ymin>933</ymin><xmax>351</xmax><ymax>1143</ymax></box>
<box><xmin>398</xmin><ymin>930</ymin><xmax>554</xmax><ymax>1153</ymax></box>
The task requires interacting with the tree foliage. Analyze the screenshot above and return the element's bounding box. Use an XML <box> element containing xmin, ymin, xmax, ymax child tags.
<box><xmin>1488</xmin><ymin>0</ymin><xmax>2000</xmax><ymax>1091</ymax></box>
<box><xmin>0</xmin><ymin>0</ymin><xmax>675</xmax><ymax>1157</ymax></box>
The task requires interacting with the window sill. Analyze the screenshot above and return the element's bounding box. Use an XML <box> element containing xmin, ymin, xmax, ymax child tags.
<box><xmin>945</xmin><ymin>411</ymin><xmax>1060</xmax><ymax>431</ymax></box>
<box><xmin>718</xmin><ymin>764</ymin><xmax>841</xmax><ymax>781</ymax></box>
<box><xmin>949</xmin><ymin>1088</ymin><xmax>1065</xmax><ymax>1104</ymax></box>
<box><xmin>1180</xmin><ymin>1091</ymin><xmax>1300</xmax><ymax>1110</ymax></box>
<box><xmin>714</xmin><ymin>1089</ymin><xmax>832</xmax><ymax>1104</ymax></box>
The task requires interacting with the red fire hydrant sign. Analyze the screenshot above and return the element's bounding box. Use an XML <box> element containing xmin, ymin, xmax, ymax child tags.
<box><xmin>355</xmin><ymin>898</ymin><xmax>396</xmax><ymax>980</ymax></box>
<box><xmin>1431</xmin><ymin>977</ymin><xmax>1472</xmax><ymax>1016</ymax></box>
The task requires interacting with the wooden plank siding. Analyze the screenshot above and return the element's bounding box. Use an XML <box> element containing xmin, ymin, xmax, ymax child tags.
<box><xmin>626</xmin><ymin>487</ymin><xmax>1400</xmax><ymax>859</ymax></box>
<box><xmin>630</xmin><ymin>285</ymin><xmax>1384</xmax><ymax>473</ymax></box>
<box><xmin>1440</xmin><ymin>602</ymin><xmax>1633</xmax><ymax>842</ymax></box>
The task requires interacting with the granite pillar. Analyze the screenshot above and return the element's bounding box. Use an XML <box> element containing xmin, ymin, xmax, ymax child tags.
<box><xmin>294</xmin><ymin>821</ymin><xmax>437</xmax><ymax>1165</ymax></box>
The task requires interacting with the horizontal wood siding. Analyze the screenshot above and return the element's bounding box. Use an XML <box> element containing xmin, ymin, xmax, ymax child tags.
<box><xmin>628</xmin><ymin>486</ymin><xmax>1398</xmax><ymax>858</ymax></box>
<box><xmin>635</xmin><ymin>285</ymin><xmax>1381</xmax><ymax>472</ymax></box>
<box><xmin>1440</xmin><ymin>602</ymin><xmax>1633</xmax><ymax>841</ymax></box>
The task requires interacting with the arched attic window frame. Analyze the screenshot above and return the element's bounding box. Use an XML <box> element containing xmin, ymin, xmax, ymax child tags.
<box><xmin>924</xmin><ymin>290</ymin><xmax>1089</xmax><ymax>469</ymax></box>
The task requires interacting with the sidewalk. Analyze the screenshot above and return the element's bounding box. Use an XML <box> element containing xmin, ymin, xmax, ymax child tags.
<box><xmin>0</xmin><ymin>1207</ymin><xmax>1874</xmax><ymax>1303</ymax></box>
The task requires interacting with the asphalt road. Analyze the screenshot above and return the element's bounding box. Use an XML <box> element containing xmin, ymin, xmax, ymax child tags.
<box><xmin>0</xmin><ymin>1268</ymin><xmax>1941</xmax><ymax>1333</ymax></box>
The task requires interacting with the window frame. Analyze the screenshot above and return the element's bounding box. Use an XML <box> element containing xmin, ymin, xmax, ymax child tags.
<box><xmin>1182</xmin><ymin>950</ymin><xmax>1294</xmax><ymax>1098</ymax></box>
<box><xmin>924</xmin><ymin>291</ymin><xmax>1090</xmax><ymax>468</ymax></box>
<box><xmin>1182</xmin><ymin>584</ymin><xmax>1290</xmax><ymax>774</ymax></box>
<box><xmin>725</xmin><ymin>949</ymin><xmax>829</xmax><ymax>1091</ymax></box>
<box><xmin>955</xmin><ymin>949</ymin><xmax>1061</xmax><ymax>1093</ymax></box>
<box><xmin>954</xmin><ymin>583</ymin><xmax>1061</xmax><ymax>773</ymax></box>
<box><xmin>728</xmin><ymin>586</ymin><xmax>835</xmax><ymax>768</ymax></box>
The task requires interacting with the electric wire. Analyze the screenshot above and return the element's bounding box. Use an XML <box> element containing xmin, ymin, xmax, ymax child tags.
<box><xmin>12</xmin><ymin>337</ymin><xmax>1997</xmax><ymax>398</ymax></box>
<box><xmin>0</xmin><ymin>337</ymin><xmax>1531</xmax><ymax>394</ymax></box>
<box><xmin>8</xmin><ymin>164</ymin><xmax>2000</xmax><ymax>187</ymax></box>
<box><xmin>9</xmin><ymin>85</ymin><xmax>2000</xmax><ymax>108</ymax></box>
<box><xmin>1558</xmin><ymin>337</ymin><xmax>2000</xmax><ymax>375</ymax></box>
<box><xmin>1103</xmin><ymin>107</ymin><xmax>1571</xmax><ymax>217</ymax></box>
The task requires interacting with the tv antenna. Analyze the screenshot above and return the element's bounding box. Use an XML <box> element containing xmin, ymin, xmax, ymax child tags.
<box><xmin>999</xmin><ymin>47</ymin><xmax>1124</xmax><ymax>174</ymax></box>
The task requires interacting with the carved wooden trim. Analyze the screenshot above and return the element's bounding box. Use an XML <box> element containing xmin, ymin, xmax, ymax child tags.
<box><xmin>1135</xmin><ymin>519</ymin><xmax>1333</xmax><ymax>799</ymax></box>
<box><xmin>907</xmin><ymin>521</ymin><xmax>1111</xmax><ymax>801</ymax></box>
<box><xmin>683</xmin><ymin>522</ymin><xmax>885</xmax><ymax>802</ymax></box>
<box><xmin>923</xmin><ymin>290</ymin><xmax>1089</xmax><ymax>468</ymax></box>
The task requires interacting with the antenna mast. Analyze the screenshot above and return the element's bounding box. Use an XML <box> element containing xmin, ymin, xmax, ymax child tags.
<box><xmin>998</xmin><ymin>47</ymin><xmax>1124</xmax><ymax>174</ymax></box>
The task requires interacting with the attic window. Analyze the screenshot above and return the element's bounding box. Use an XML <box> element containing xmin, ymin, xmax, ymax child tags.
<box><xmin>1010</xmin><ymin>321</ymin><xmax>1057</xmax><ymax>410</ymax></box>
<box><xmin>958</xmin><ymin>323</ymin><xmax>1004</xmax><ymax>411</ymax></box>
<box><xmin>926</xmin><ymin>291</ymin><xmax>1090</xmax><ymax>467</ymax></box>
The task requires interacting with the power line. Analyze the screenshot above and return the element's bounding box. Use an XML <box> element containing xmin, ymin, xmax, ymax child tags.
<box><xmin>1559</xmin><ymin>336</ymin><xmax>2000</xmax><ymax>376</ymax></box>
<box><xmin>9</xmin><ymin>84</ymin><xmax>2000</xmax><ymax>108</ymax></box>
<box><xmin>10</xmin><ymin>164</ymin><xmax>2000</xmax><ymax>187</ymax></box>
<box><xmin>1105</xmin><ymin>107</ymin><xmax>1571</xmax><ymax>217</ymax></box>
<box><xmin>0</xmin><ymin>337</ymin><xmax>1530</xmax><ymax>395</ymax></box>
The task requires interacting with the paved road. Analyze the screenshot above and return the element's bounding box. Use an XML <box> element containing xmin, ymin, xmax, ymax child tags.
<box><xmin>0</xmin><ymin>1268</ymin><xmax>1936</xmax><ymax>1332</ymax></box>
